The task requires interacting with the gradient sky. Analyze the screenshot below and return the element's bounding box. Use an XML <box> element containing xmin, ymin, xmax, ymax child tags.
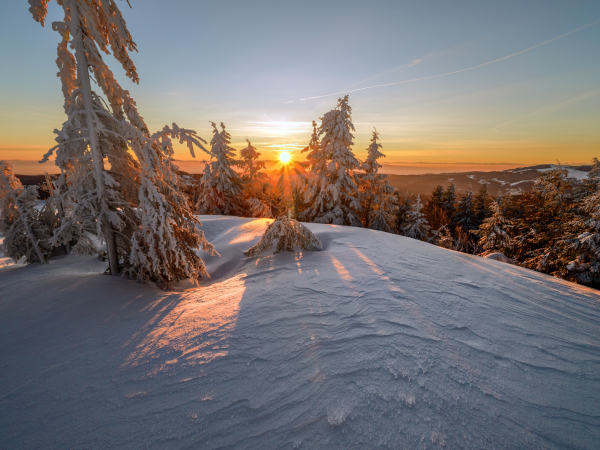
<box><xmin>1</xmin><ymin>0</ymin><xmax>599</xmax><ymax>173</ymax></box>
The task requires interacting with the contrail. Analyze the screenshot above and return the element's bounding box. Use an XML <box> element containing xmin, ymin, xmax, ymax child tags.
<box><xmin>286</xmin><ymin>19</ymin><xmax>600</xmax><ymax>103</ymax></box>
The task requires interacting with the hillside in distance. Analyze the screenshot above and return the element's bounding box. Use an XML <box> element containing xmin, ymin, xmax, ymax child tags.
<box><xmin>1</xmin><ymin>217</ymin><xmax>599</xmax><ymax>449</ymax></box>
<box><xmin>384</xmin><ymin>164</ymin><xmax>592</xmax><ymax>197</ymax></box>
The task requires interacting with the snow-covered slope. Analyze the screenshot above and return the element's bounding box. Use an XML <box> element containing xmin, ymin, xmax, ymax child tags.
<box><xmin>1</xmin><ymin>217</ymin><xmax>599</xmax><ymax>449</ymax></box>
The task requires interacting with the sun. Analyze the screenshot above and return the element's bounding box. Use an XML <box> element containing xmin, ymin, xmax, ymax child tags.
<box><xmin>279</xmin><ymin>151</ymin><xmax>291</xmax><ymax>164</ymax></box>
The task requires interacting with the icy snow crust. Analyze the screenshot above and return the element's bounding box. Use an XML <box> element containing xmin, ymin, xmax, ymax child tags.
<box><xmin>1</xmin><ymin>217</ymin><xmax>599</xmax><ymax>449</ymax></box>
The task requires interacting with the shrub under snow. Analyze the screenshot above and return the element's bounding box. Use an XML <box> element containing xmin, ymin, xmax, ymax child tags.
<box><xmin>244</xmin><ymin>215</ymin><xmax>322</xmax><ymax>257</ymax></box>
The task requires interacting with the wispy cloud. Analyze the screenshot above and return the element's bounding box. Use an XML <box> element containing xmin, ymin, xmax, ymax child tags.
<box><xmin>286</xmin><ymin>19</ymin><xmax>600</xmax><ymax>103</ymax></box>
<box><xmin>493</xmin><ymin>88</ymin><xmax>600</xmax><ymax>131</ymax></box>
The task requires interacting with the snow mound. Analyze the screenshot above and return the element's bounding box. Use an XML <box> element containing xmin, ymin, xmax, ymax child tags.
<box><xmin>1</xmin><ymin>217</ymin><xmax>599</xmax><ymax>449</ymax></box>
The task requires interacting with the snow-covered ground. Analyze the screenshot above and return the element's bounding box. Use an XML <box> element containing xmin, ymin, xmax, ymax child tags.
<box><xmin>537</xmin><ymin>165</ymin><xmax>589</xmax><ymax>180</ymax></box>
<box><xmin>1</xmin><ymin>217</ymin><xmax>599</xmax><ymax>449</ymax></box>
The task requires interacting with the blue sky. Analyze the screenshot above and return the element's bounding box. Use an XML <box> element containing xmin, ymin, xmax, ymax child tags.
<box><xmin>1</xmin><ymin>0</ymin><xmax>599</xmax><ymax>172</ymax></box>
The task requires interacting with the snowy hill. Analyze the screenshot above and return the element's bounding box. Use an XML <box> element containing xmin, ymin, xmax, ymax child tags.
<box><xmin>385</xmin><ymin>164</ymin><xmax>591</xmax><ymax>197</ymax></box>
<box><xmin>1</xmin><ymin>217</ymin><xmax>599</xmax><ymax>449</ymax></box>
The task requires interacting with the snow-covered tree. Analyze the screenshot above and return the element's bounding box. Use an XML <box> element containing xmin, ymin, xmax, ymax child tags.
<box><xmin>0</xmin><ymin>161</ymin><xmax>48</xmax><ymax>264</ymax></box>
<box><xmin>472</xmin><ymin>199</ymin><xmax>513</xmax><ymax>253</ymax></box>
<box><xmin>424</xmin><ymin>184</ymin><xmax>449</xmax><ymax>230</ymax></box>
<box><xmin>244</xmin><ymin>214</ymin><xmax>322</xmax><ymax>257</ymax></box>
<box><xmin>196</xmin><ymin>122</ymin><xmax>245</xmax><ymax>216</ymax></box>
<box><xmin>401</xmin><ymin>195</ymin><xmax>431</xmax><ymax>241</ymax></box>
<box><xmin>31</xmin><ymin>0</ymin><xmax>148</xmax><ymax>275</ymax></box>
<box><xmin>453</xmin><ymin>186</ymin><xmax>476</xmax><ymax>231</ymax></box>
<box><xmin>239</xmin><ymin>139</ymin><xmax>271</xmax><ymax>218</ymax></box>
<box><xmin>127</xmin><ymin>125</ymin><xmax>219</xmax><ymax>289</ymax></box>
<box><xmin>435</xmin><ymin>225</ymin><xmax>454</xmax><ymax>250</ymax></box>
<box><xmin>31</xmin><ymin>0</ymin><xmax>215</xmax><ymax>283</ymax></box>
<box><xmin>442</xmin><ymin>182</ymin><xmax>457</xmax><ymax>221</ymax></box>
<box><xmin>300</xmin><ymin>96</ymin><xmax>361</xmax><ymax>226</ymax></box>
<box><xmin>473</xmin><ymin>183</ymin><xmax>490</xmax><ymax>228</ymax></box>
<box><xmin>239</xmin><ymin>139</ymin><xmax>267</xmax><ymax>197</ymax></box>
<box><xmin>357</xmin><ymin>129</ymin><xmax>396</xmax><ymax>232</ymax></box>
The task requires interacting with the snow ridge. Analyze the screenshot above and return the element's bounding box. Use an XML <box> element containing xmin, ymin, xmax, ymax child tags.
<box><xmin>1</xmin><ymin>217</ymin><xmax>599</xmax><ymax>449</ymax></box>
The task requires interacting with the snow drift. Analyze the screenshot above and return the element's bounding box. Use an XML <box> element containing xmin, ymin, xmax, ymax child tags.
<box><xmin>1</xmin><ymin>217</ymin><xmax>599</xmax><ymax>449</ymax></box>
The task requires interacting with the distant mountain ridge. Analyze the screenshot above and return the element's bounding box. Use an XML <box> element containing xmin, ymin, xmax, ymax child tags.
<box><xmin>384</xmin><ymin>164</ymin><xmax>591</xmax><ymax>197</ymax></box>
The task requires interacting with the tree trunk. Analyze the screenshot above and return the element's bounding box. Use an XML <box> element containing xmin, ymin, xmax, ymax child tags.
<box><xmin>67</xmin><ymin>0</ymin><xmax>119</xmax><ymax>275</ymax></box>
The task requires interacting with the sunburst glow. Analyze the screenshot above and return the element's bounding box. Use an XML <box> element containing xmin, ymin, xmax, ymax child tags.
<box><xmin>279</xmin><ymin>152</ymin><xmax>291</xmax><ymax>163</ymax></box>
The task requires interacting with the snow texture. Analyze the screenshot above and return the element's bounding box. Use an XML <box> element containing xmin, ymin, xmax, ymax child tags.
<box><xmin>1</xmin><ymin>217</ymin><xmax>599</xmax><ymax>449</ymax></box>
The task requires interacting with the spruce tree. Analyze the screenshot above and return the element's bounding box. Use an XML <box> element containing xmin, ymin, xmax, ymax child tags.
<box><xmin>300</xmin><ymin>96</ymin><xmax>361</xmax><ymax>226</ymax></box>
<box><xmin>239</xmin><ymin>139</ymin><xmax>271</xmax><ymax>217</ymax></box>
<box><xmin>30</xmin><ymin>0</ymin><xmax>215</xmax><ymax>283</ymax></box>
<box><xmin>472</xmin><ymin>199</ymin><xmax>513</xmax><ymax>254</ymax></box>
<box><xmin>357</xmin><ymin>129</ymin><xmax>396</xmax><ymax>232</ymax></box>
<box><xmin>401</xmin><ymin>195</ymin><xmax>431</xmax><ymax>241</ymax></box>
<box><xmin>454</xmin><ymin>186</ymin><xmax>476</xmax><ymax>231</ymax></box>
<box><xmin>424</xmin><ymin>185</ymin><xmax>448</xmax><ymax>230</ymax></box>
<box><xmin>244</xmin><ymin>214</ymin><xmax>322</xmax><ymax>257</ymax></box>
<box><xmin>0</xmin><ymin>161</ymin><xmax>48</xmax><ymax>264</ymax></box>
<box><xmin>196</xmin><ymin>122</ymin><xmax>245</xmax><ymax>216</ymax></box>
<box><xmin>473</xmin><ymin>182</ymin><xmax>490</xmax><ymax>228</ymax></box>
<box><xmin>442</xmin><ymin>182</ymin><xmax>457</xmax><ymax>222</ymax></box>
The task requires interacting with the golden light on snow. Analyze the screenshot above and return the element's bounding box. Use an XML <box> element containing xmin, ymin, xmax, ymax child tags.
<box><xmin>279</xmin><ymin>152</ymin><xmax>291</xmax><ymax>164</ymax></box>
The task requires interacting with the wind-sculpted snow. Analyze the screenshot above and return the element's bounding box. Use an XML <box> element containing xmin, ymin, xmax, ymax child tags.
<box><xmin>1</xmin><ymin>217</ymin><xmax>599</xmax><ymax>449</ymax></box>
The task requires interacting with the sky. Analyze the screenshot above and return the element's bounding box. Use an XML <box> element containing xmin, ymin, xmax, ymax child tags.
<box><xmin>0</xmin><ymin>0</ymin><xmax>599</xmax><ymax>174</ymax></box>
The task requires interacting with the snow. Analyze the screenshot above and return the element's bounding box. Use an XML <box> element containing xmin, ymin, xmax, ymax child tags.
<box><xmin>537</xmin><ymin>165</ymin><xmax>589</xmax><ymax>180</ymax></box>
<box><xmin>1</xmin><ymin>217</ymin><xmax>600</xmax><ymax>449</ymax></box>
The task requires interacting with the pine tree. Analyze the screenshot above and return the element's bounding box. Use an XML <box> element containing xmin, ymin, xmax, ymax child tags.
<box><xmin>357</xmin><ymin>129</ymin><xmax>396</xmax><ymax>232</ymax></box>
<box><xmin>31</xmin><ymin>0</ymin><xmax>147</xmax><ymax>274</ymax></box>
<box><xmin>472</xmin><ymin>199</ymin><xmax>513</xmax><ymax>253</ymax></box>
<box><xmin>424</xmin><ymin>185</ymin><xmax>448</xmax><ymax>230</ymax></box>
<box><xmin>0</xmin><ymin>161</ymin><xmax>48</xmax><ymax>264</ymax></box>
<box><xmin>244</xmin><ymin>214</ymin><xmax>322</xmax><ymax>257</ymax></box>
<box><xmin>442</xmin><ymin>182</ymin><xmax>457</xmax><ymax>222</ymax></box>
<box><xmin>394</xmin><ymin>191</ymin><xmax>411</xmax><ymax>234</ymax></box>
<box><xmin>300</xmin><ymin>96</ymin><xmax>361</xmax><ymax>226</ymax></box>
<box><xmin>435</xmin><ymin>225</ymin><xmax>455</xmax><ymax>250</ymax></box>
<box><xmin>196</xmin><ymin>122</ymin><xmax>245</xmax><ymax>216</ymax></box>
<box><xmin>127</xmin><ymin>126</ymin><xmax>219</xmax><ymax>289</ymax></box>
<box><xmin>401</xmin><ymin>195</ymin><xmax>431</xmax><ymax>241</ymax></box>
<box><xmin>31</xmin><ymin>0</ymin><xmax>215</xmax><ymax>283</ymax></box>
<box><xmin>239</xmin><ymin>139</ymin><xmax>271</xmax><ymax>217</ymax></box>
<box><xmin>558</xmin><ymin>171</ymin><xmax>600</xmax><ymax>286</ymax></box>
<box><xmin>473</xmin><ymin>182</ymin><xmax>490</xmax><ymax>228</ymax></box>
<box><xmin>454</xmin><ymin>186</ymin><xmax>476</xmax><ymax>231</ymax></box>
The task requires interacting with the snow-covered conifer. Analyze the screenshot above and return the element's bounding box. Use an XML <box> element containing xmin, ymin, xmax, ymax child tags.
<box><xmin>436</xmin><ymin>225</ymin><xmax>454</xmax><ymax>249</ymax></box>
<box><xmin>239</xmin><ymin>139</ymin><xmax>271</xmax><ymax>217</ymax></box>
<box><xmin>240</xmin><ymin>139</ymin><xmax>268</xmax><ymax>198</ymax></box>
<box><xmin>442</xmin><ymin>182</ymin><xmax>457</xmax><ymax>221</ymax></box>
<box><xmin>357</xmin><ymin>129</ymin><xmax>396</xmax><ymax>232</ymax></box>
<box><xmin>0</xmin><ymin>161</ymin><xmax>48</xmax><ymax>264</ymax></box>
<box><xmin>244</xmin><ymin>214</ymin><xmax>322</xmax><ymax>257</ymax></box>
<box><xmin>127</xmin><ymin>126</ymin><xmax>219</xmax><ymax>289</ymax></box>
<box><xmin>454</xmin><ymin>186</ymin><xmax>476</xmax><ymax>231</ymax></box>
<box><xmin>401</xmin><ymin>195</ymin><xmax>431</xmax><ymax>241</ymax></box>
<box><xmin>31</xmin><ymin>0</ymin><xmax>214</xmax><ymax>281</ymax></box>
<box><xmin>196</xmin><ymin>122</ymin><xmax>245</xmax><ymax>216</ymax></box>
<box><xmin>472</xmin><ymin>199</ymin><xmax>513</xmax><ymax>253</ymax></box>
<box><xmin>300</xmin><ymin>96</ymin><xmax>361</xmax><ymax>226</ymax></box>
<box><xmin>473</xmin><ymin>182</ymin><xmax>490</xmax><ymax>227</ymax></box>
<box><xmin>31</xmin><ymin>0</ymin><xmax>147</xmax><ymax>275</ymax></box>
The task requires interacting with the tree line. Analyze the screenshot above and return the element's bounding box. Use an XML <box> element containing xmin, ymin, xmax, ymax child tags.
<box><xmin>1</xmin><ymin>1</ymin><xmax>597</xmax><ymax>291</ymax></box>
